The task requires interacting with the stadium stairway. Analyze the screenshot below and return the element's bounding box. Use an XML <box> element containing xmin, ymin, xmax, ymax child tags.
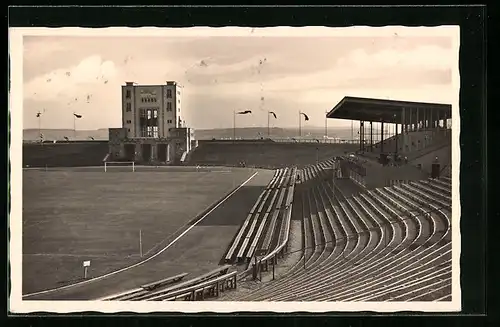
<box><xmin>218</xmin><ymin>161</ymin><xmax>452</xmax><ymax>302</ymax></box>
<box><xmin>23</xmin><ymin>142</ymin><xmax>109</xmax><ymax>168</ymax></box>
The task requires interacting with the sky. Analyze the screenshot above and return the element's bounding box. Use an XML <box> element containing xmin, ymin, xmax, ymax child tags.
<box><xmin>19</xmin><ymin>27</ymin><xmax>458</xmax><ymax>130</ymax></box>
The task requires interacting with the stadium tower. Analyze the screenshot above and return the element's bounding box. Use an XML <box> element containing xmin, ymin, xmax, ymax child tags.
<box><xmin>108</xmin><ymin>81</ymin><xmax>197</xmax><ymax>165</ymax></box>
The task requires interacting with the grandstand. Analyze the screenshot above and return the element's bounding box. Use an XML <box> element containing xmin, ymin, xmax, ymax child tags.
<box><xmin>22</xmin><ymin>95</ymin><xmax>453</xmax><ymax>302</ymax></box>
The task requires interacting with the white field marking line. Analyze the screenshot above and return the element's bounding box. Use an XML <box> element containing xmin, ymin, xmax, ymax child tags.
<box><xmin>141</xmin><ymin>171</ymin><xmax>223</xmax><ymax>257</ymax></box>
<box><xmin>22</xmin><ymin>171</ymin><xmax>259</xmax><ymax>299</ymax></box>
<box><xmin>23</xmin><ymin>253</ymin><xmax>141</xmax><ymax>259</ymax></box>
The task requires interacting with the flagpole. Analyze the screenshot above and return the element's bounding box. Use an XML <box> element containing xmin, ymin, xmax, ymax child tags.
<box><xmin>38</xmin><ymin>113</ymin><xmax>41</xmax><ymax>144</ymax></box>
<box><xmin>325</xmin><ymin>111</ymin><xmax>328</xmax><ymax>139</ymax></box>
<box><xmin>299</xmin><ymin>111</ymin><xmax>302</xmax><ymax>137</ymax></box>
<box><xmin>267</xmin><ymin>111</ymin><xmax>270</xmax><ymax>138</ymax></box>
<box><xmin>233</xmin><ymin>110</ymin><xmax>236</xmax><ymax>141</ymax></box>
<box><xmin>73</xmin><ymin>112</ymin><xmax>76</xmax><ymax>139</ymax></box>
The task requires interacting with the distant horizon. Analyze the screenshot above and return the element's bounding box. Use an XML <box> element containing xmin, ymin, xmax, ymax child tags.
<box><xmin>23</xmin><ymin>125</ymin><xmax>355</xmax><ymax>131</ymax></box>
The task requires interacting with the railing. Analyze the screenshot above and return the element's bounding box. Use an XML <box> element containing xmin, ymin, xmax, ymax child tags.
<box><xmin>201</xmin><ymin>138</ymin><xmax>362</xmax><ymax>144</ymax></box>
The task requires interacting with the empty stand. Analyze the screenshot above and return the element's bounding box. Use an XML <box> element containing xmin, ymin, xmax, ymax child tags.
<box><xmin>218</xmin><ymin>157</ymin><xmax>452</xmax><ymax>302</ymax></box>
<box><xmin>187</xmin><ymin>141</ymin><xmax>354</xmax><ymax>169</ymax></box>
<box><xmin>23</xmin><ymin>142</ymin><xmax>109</xmax><ymax>167</ymax></box>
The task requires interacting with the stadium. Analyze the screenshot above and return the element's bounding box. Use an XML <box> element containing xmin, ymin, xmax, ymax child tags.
<box><xmin>22</xmin><ymin>83</ymin><xmax>453</xmax><ymax>302</ymax></box>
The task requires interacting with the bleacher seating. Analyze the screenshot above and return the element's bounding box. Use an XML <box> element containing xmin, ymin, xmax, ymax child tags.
<box><xmin>366</xmin><ymin>129</ymin><xmax>450</xmax><ymax>158</ymax></box>
<box><xmin>224</xmin><ymin>167</ymin><xmax>297</xmax><ymax>265</ymax></box>
<box><xmin>218</xmin><ymin>158</ymin><xmax>452</xmax><ymax>302</ymax></box>
<box><xmin>99</xmin><ymin>265</ymin><xmax>236</xmax><ymax>301</ymax></box>
<box><xmin>95</xmin><ymin>155</ymin><xmax>452</xmax><ymax>302</ymax></box>
<box><xmin>23</xmin><ymin>142</ymin><xmax>109</xmax><ymax>167</ymax></box>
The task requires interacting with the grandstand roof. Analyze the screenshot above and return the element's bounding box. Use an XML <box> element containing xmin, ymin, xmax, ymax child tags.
<box><xmin>326</xmin><ymin>96</ymin><xmax>452</xmax><ymax>123</ymax></box>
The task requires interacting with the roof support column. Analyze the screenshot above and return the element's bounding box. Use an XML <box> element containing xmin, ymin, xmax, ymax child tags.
<box><xmin>395</xmin><ymin>118</ymin><xmax>399</xmax><ymax>156</ymax></box>
<box><xmin>416</xmin><ymin>107</ymin><xmax>420</xmax><ymax>131</ymax></box>
<box><xmin>380</xmin><ymin>121</ymin><xmax>384</xmax><ymax>154</ymax></box>
<box><xmin>401</xmin><ymin>107</ymin><xmax>406</xmax><ymax>154</ymax></box>
<box><xmin>359</xmin><ymin>120</ymin><xmax>365</xmax><ymax>153</ymax></box>
<box><xmin>370</xmin><ymin>121</ymin><xmax>373</xmax><ymax>152</ymax></box>
<box><xmin>423</xmin><ymin>108</ymin><xmax>427</xmax><ymax>130</ymax></box>
<box><xmin>430</xmin><ymin>108</ymin><xmax>435</xmax><ymax>130</ymax></box>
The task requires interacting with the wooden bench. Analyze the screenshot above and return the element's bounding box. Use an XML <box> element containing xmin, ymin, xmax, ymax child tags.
<box><xmin>268</xmin><ymin>169</ymin><xmax>282</xmax><ymax>189</ymax></box>
<box><xmin>140</xmin><ymin>272</ymin><xmax>188</xmax><ymax>291</ymax></box>
<box><xmin>157</xmin><ymin>271</ymin><xmax>238</xmax><ymax>301</ymax></box>
<box><xmin>134</xmin><ymin>265</ymin><xmax>232</xmax><ymax>301</ymax></box>
<box><xmin>236</xmin><ymin>217</ymin><xmax>259</xmax><ymax>261</ymax></box>
<box><xmin>246</xmin><ymin>212</ymin><xmax>271</xmax><ymax>261</ymax></box>
<box><xmin>258</xmin><ymin>209</ymin><xmax>281</xmax><ymax>254</ymax></box>
<box><xmin>224</xmin><ymin>181</ymin><xmax>273</xmax><ymax>263</ymax></box>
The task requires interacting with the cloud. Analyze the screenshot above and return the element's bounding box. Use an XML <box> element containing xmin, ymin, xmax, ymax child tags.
<box><xmin>338</xmin><ymin>45</ymin><xmax>453</xmax><ymax>71</ymax></box>
<box><xmin>24</xmin><ymin>55</ymin><xmax>118</xmax><ymax>102</ymax></box>
<box><xmin>22</xmin><ymin>35</ymin><xmax>457</xmax><ymax>130</ymax></box>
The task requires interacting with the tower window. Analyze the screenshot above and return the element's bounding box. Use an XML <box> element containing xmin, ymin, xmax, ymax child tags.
<box><xmin>167</xmin><ymin>89</ymin><xmax>172</xmax><ymax>98</ymax></box>
<box><xmin>126</xmin><ymin>89</ymin><xmax>131</xmax><ymax>98</ymax></box>
<box><xmin>126</xmin><ymin>103</ymin><xmax>132</xmax><ymax>112</ymax></box>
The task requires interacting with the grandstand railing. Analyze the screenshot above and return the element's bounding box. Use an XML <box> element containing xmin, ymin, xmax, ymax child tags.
<box><xmin>203</xmin><ymin>138</ymin><xmax>362</xmax><ymax>144</ymax></box>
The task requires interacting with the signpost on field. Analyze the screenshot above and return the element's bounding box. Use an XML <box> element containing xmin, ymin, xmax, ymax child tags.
<box><xmin>139</xmin><ymin>229</ymin><xmax>143</xmax><ymax>258</ymax></box>
<box><xmin>83</xmin><ymin>260</ymin><xmax>91</xmax><ymax>279</ymax></box>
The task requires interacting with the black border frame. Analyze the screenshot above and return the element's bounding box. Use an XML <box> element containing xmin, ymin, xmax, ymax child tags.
<box><xmin>5</xmin><ymin>4</ymin><xmax>489</xmax><ymax>326</ymax></box>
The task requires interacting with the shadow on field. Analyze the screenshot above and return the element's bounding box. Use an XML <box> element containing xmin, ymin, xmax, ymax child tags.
<box><xmin>188</xmin><ymin>185</ymin><xmax>266</xmax><ymax>227</ymax></box>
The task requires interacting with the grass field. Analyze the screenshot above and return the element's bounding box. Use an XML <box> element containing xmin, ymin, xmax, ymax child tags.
<box><xmin>22</xmin><ymin>168</ymin><xmax>256</xmax><ymax>295</ymax></box>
